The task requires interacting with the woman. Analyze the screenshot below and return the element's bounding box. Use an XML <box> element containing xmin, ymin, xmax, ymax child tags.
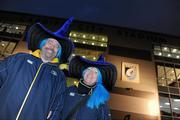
<box><xmin>61</xmin><ymin>55</ymin><xmax>117</xmax><ymax>120</ymax></box>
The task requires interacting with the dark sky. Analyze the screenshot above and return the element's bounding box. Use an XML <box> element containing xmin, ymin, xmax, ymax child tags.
<box><xmin>1</xmin><ymin>0</ymin><xmax>180</xmax><ymax>36</ymax></box>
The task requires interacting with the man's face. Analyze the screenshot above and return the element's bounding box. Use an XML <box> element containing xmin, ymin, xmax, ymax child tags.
<box><xmin>83</xmin><ymin>67</ymin><xmax>98</xmax><ymax>86</ymax></box>
<box><xmin>41</xmin><ymin>38</ymin><xmax>60</xmax><ymax>60</ymax></box>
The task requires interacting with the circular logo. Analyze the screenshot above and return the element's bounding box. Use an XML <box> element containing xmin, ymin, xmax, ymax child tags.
<box><xmin>125</xmin><ymin>67</ymin><xmax>136</xmax><ymax>80</ymax></box>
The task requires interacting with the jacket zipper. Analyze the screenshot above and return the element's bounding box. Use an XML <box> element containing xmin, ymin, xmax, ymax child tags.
<box><xmin>16</xmin><ymin>63</ymin><xmax>44</xmax><ymax>120</ymax></box>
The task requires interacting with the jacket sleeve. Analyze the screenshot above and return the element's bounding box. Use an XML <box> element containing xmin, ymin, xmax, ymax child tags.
<box><xmin>48</xmin><ymin>71</ymin><xmax>67</xmax><ymax>120</ymax></box>
<box><xmin>0</xmin><ymin>54</ymin><xmax>18</xmax><ymax>88</ymax></box>
<box><xmin>98</xmin><ymin>102</ymin><xmax>112</xmax><ymax>120</ymax></box>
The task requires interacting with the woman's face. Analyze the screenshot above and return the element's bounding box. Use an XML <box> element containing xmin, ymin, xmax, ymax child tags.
<box><xmin>83</xmin><ymin>67</ymin><xmax>98</xmax><ymax>86</ymax></box>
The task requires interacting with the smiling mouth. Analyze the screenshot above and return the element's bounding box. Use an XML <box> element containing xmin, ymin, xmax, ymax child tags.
<box><xmin>45</xmin><ymin>48</ymin><xmax>54</xmax><ymax>53</ymax></box>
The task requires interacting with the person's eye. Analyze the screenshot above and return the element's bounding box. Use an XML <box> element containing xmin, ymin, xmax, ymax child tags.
<box><xmin>88</xmin><ymin>68</ymin><xmax>92</xmax><ymax>70</ymax></box>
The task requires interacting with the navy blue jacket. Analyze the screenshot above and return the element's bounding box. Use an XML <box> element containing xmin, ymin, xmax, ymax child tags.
<box><xmin>0</xmin><ymin>52</ymin><xmax>66</xmax><ymax>120</ymax></box>
<box><xmin>61</xmin><ymin>86</ymin><xmax>111</xmax><ymax>120</ymax></box>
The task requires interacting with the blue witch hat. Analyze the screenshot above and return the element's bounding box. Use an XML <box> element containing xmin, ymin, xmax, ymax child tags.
<box><xmin>69</xmin><ymin>55</ymin><xmax>117</xmax><ymax>91</ymax></box>
<box><xmin>26</xmin><ymin>17</ymin><xmax>74</xmax><ymax>63</ymax></box>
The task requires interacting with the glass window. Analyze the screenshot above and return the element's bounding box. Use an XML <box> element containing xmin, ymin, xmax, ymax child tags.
<box><xmin>154</xmin><ymin>51</ymin><xmax>162</xmax><ymax>56</ymax></box>
<box><xmin>160</xmin><ymin>95</ymin><xmax>172</xmax><ymax>116</ymax></box>
<box><xmin>4</xmin><ymin>42</ymin><xmax>16</xmax><ymax>56</ymax></box>
<box><xmin>165</xmin><ymin>66</ymin><xmax>177</xmax><ymax>87</ymax></box>
<box><xmin>154</xmin><ymin>45</ymin><xmax>161</xmax><ymax>51</ymax></box>
<box><xmin>99</xmin><ymin>36</ymin><xmax>108</xmax><ymax>42</ymax></box>
<box><xmin>170</xmin><ymin>97</ymin><xmax>180</xmax><ymax>118</ymax></box>
<box><xmin>175</xmin><ymin>67</ymin><xmax>180</xmax><ymax>82</ymax></box>
<box><xmin>162</xmin><ymin>46</ymin><xmax>170</xmax><ymax>53</ymax></box>
<box><xmin>0</xmin><ymin>41</ymin><xmax>9</xmax><ymax>56</ymax></box>
<box><xmin>72</xmin><ymin>48</ymin><xmax>103</xmax><ymax>61</ymax></box>
<box><xmin>172</xmin><ymin>53</ymin><xmax>180</xmax><ymax>59</ymax></box>
<box><xmin>171</xmin><ymin>48</ymin><xmax>179</xmax><ymax>54</ymax></box>
<box><xmin>69</xmin><ymin>31</ymin><xmax>108</xmax><ymax>48</ymax></box>
<box><xmin>158</xmin><ymin>86</ymin><xmax>169</xmax><ymax>93</ymax></box>
<box><xmin>157</xmin><ymin>65</ymin><xmax>166</xmax><ymax>86</ymax></box>
<box><xmin>163</xmin><ymin>52</ymin><xmax>172</xmax><ymax>58</ymax></box>
<box><xmin>169</xmin><ymin>87</ymin><xmax>179</xmax><ymax>94</ymax></box>
<box><xmin>161</xmin><ymin>116</ymin><xmax>173</xmax><ymax>120</ymax></box>
<box><xmin>154</xmin><ymin>45</ymin><xmax>180</xmax><ymax>60</ymax></box>
<box><xmin>177</xmin><ymin>49</ymin><xmax>180</xmax><ymax>55</ymax></box>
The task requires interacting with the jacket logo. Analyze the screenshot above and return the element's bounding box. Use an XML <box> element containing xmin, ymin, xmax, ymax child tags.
<box><xmin>51</xmin><ymin>70</ymin><xmax>57</xmax><ymax>76</ymax></box>
<box><xmin>27</xmin><ymin>59</ymin><xmax>33</xmax><ymax>64</ymax></box>
<box><xmin>47</xmin><ymin>111</ymin><xmax>52</xmax><ymax>119</ymax></box>
<box><xmin>69</xmin><ymin>92</ymin><xmax>75</xmax><ymax>96</ymax></box>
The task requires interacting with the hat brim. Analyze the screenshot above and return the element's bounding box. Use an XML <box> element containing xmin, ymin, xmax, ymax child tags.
<box><xmin>26</xmin><ymin>23</ymin><xmax>74</xmax><ymax>63</ymax></box>
<box><xmin>69</xmin><ymin>56</ymin><xmax>117</xmax><ymax>91</ymax></box>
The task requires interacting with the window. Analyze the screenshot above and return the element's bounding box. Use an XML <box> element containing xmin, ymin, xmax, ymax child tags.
<box><xmin>69</xmin><ymin>31</ymin><xmax>108</xmax><ymax>48</ymax></box>
<box><xmin>159</xmin><ymin>95</ymin><xmax>172</xmax><ymax>116</ymax></box>
<box><xmin>0</xmin><ymin>23</ymin><xmax>26</xmax><ymax>34</ymax></box>
<box><xmin>165</xmin><ymin>66</ymin><xmax>177</xmax><ymax>87</ymax></box>
<box><xmin>153</xmin><ymin>45</ymin><xmax>180</xmax><ymax>60</ymax></box>
<box><xmin>0</xmin><ymin>40</ymin><xmax>17</xmax><ymax>58</ymax></box>
<box><xmin>157</xmin><ymin>65</ymin><xmax>166</xmax><ymax>86</ymax></box>
<box><xmin>170</xmin><ymin>97</ymin><xmax>180</xmax><ymax>118</ymax></box>
<box><xmin>70</xmin><ymin>48</ymin><xmax>103</xmax><ymax>61</ymax></box>
<box><xmin>157</xmin><ymin>63</ymin><xmax>180</xmax><ymax>119</ymax></box>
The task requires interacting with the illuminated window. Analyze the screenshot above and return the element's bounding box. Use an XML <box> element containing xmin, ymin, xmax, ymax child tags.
<box><xmin>0</xmin><ymin>40</ymin><xmax>17</xmax><ymax>58</ymax></box>
<box><xmin>4</xmin><ymin>42</ymin><xmax>16</xmax><ymax>55</ymax></box>
<box><xmin>165</xmin><ymin>66</ymin><xmax>177</xmax><ymax>87</ymax></box>
<box><xmin>72</xmin><ymin>48</ymin><xmax>103</xmax><ymax>61</ymax></box>
<box><xmin>157</xmin><ymin>65</ymin><xmax>166</xmax><ymax>86</ymax></box>
<box><xmin>159</xmin><ymin>95</ymin><xmax>172</xmax><ymax>116</ymax></box>
<box><xmin>69</xmin><ymin>31</ymin><xmax>108</xmax><ymax>48</ymax></box>
<box><xmin>153</xmin><ymin>45</ymin><xmax>180</xmax><ymax>59</ymax></box>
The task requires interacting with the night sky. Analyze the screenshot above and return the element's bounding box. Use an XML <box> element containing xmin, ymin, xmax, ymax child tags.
<box><xmin>1</xmin><ymin>0</ymin><xmax>180</xmax><ymax>37</ymax></box>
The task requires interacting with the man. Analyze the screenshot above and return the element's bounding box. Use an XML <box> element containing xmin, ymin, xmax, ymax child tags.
<box><xmin>62</xmin><ymin>55</ymin><xmax>117</xmax><ymax>120</ymax></box>
<box><xmin>0</xmin><ymin>17</ymin><xmax>74</xmax><ymax>120</ymax></box>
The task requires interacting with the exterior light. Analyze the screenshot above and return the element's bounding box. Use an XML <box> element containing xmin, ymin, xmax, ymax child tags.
<box><xmin>165</xmin><ymin>102</ymin><xmax>170</xmax><ymax>105</ymax></box>
<box><xmin>167</xmin><ymin>54</ymin><xmax>171</xmax><ymax>57</ymax></box>
<box><xmin>174</xmin><ymin>99</ymin><xmax>180</xmax><ymax>102</ymax></box>
<box><xmin>163</xmin><ymin>47</ymin><xmax>167</xmax><ymax>50</ymax></box>
<box><xmin>158</xmin><ymin>52</ymin><xmax>162</xmax><ymax>56</ymax></box>
<box><xmin>172</xmin><ymin>49</ymin><xmax>177</xmax><ymax>53</ymax></box>
<box><xmin>73</xmin><ymin>34</ymin><xmax>76</xmax><ymax>37</ymax></box>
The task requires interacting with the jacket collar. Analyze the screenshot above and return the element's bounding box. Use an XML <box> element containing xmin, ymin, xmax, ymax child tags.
<box><xmin>31</xmin><ymin>49</ymin><xmax>59</xmax><ymax>63</ymax></box>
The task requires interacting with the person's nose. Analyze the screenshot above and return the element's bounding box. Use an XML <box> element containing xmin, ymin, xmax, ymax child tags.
<box><xmin>48</xmin><ymin>43</ymin><xmax>55</xmax><ymax>49</ymax></box>
<box><xmin>89</xmin><ymin>70</ymin><xmax>96</xmax><ymax>78</ymax></box>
